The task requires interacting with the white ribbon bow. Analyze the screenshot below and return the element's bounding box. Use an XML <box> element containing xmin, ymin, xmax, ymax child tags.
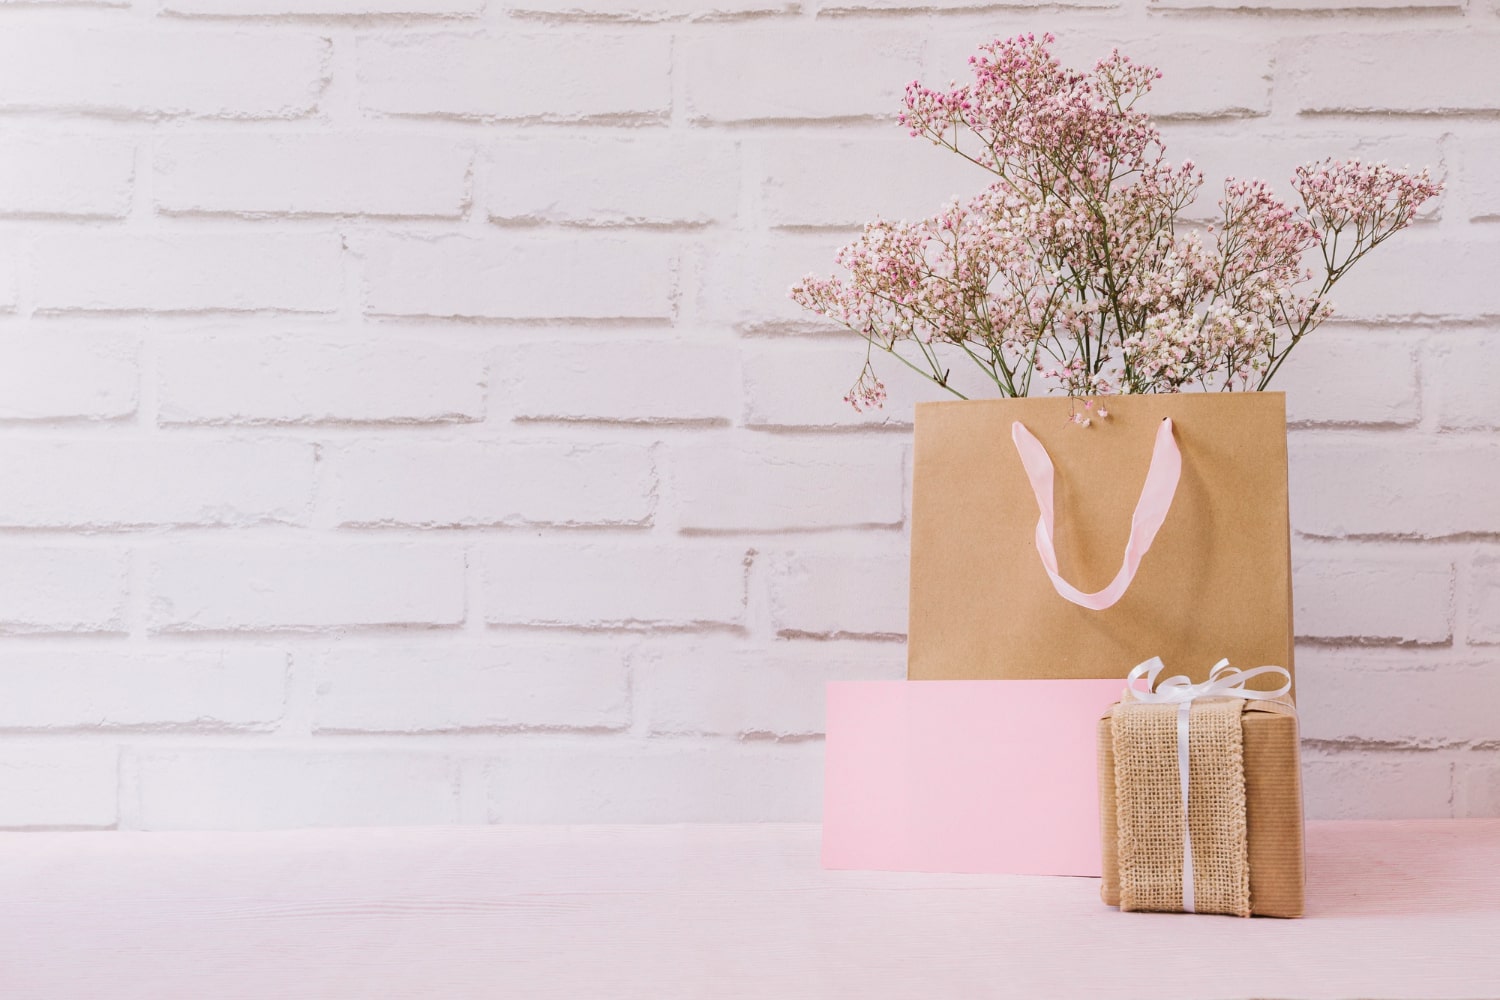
<box><xmin>1122</xmin><ymin>656</ymin><xmax>1291</xmax><ymax>914</ymax></box>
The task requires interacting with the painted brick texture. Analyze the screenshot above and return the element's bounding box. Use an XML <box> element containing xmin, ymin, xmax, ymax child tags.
<box><xmin>0</xmin><ymin>4</ymin><xmax>1491</xmax><ymax>831</ymax></box>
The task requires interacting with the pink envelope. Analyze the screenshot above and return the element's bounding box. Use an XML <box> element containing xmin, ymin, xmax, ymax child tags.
<box><xmin>822</xmin><ymin>679</ymin><xmax>1127</xmax><ymax>876</ymax></box>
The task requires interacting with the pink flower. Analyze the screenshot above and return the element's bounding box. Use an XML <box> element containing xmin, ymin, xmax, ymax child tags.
<box><xmin>792</xmin><ymin>33</ymin><xmax>1441</xmax><ymax>409</ymax></box>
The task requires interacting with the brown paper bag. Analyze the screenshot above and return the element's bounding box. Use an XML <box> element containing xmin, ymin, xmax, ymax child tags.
<box><xmin>907</xmin><ymin>393</ymin><xmax>1294</xmax><ymax>688</ymax></box>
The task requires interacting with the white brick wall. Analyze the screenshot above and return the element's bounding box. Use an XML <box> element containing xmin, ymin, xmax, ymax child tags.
<box><xmin>358</xmin><ymin>233</ymin><xmax>677</xmax><ymax>319</ymax></box>
<box><xmin>0</xmin><ymin>649</ymin><xmax>286</xmax><ymax>730</ymax></box>
<box><xmin>0</xmin><ymin>1</ymin><xmax>1494</xmax><ymax>830</ymax></box>
<box><xmin>486</xmin><ymin>135</ymin><xmax>741</xmax><ymax>226</ymax></box>
<box><xmin>148</xmin><ymin>541</ymin><xmax>468</xmax><ymax>632</ymax></box>
<box><xmin>0</xmin><ymin>137</ymin><xmax>135</xmax><ymax>218</ymax></box>
<box><xmin>156</xmin><ymin>330</ymin><xmax>485</xmax><ymax>426</ymax></box>
<box><xmin>155</xmin><ymin>135</ymin><xmax>473</xmax><ymax>219</ymax></box>
<box><xmin>0</xmin><ymin>546</ymin><xmax>130</xmax><ymax>635</ymax></box>
<box><xmin>0</xmin><ymin>29</ymin><xmax>327</xmax><ymax>119</ymax></box>
<box><xmin>311</xmin><ymin>641</ymin><xmax>631</xmax><ymax>733</ymax></box>
<box><xmin>33</xmin><ymin>233</ymin><xmax>344</xmax><ymax>313</ymax></box>
<box><xmin>358</xmin><ymin>33</ymin><xmax>672</xmax><ymax>122</ymax></box>
<box><xmin>0</xmin><ymin>330</ymin><xmax>139</xmax><ymax>421</ymax></box>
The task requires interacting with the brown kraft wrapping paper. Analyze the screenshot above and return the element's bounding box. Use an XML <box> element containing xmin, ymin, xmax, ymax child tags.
<box><xmin>907</xmin><ymin>393</ymin><xmax>1294</xmax><ymax>688</ymax></box>
<box><xmin>1097</xmin><ymin>699</ymin><xmax>1305</xmax><ymax>918</ymax></box>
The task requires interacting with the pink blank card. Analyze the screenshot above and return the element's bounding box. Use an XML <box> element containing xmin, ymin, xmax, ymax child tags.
<box><xmin>822</xmin><ymin>679</ymin><xmax>1128</xmax><ymax>876</ymax></box>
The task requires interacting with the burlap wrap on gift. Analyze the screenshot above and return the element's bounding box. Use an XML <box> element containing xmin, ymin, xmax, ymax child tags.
<box><xmin>1111</xmin><ymin>697</ymin><xmax>1251</xmax><ymax>917</ymax></box>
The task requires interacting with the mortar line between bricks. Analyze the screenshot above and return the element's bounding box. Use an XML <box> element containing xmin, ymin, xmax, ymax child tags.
<box><xmin>279</xmin><ymin>647</ymin><xmax>317</xmax><ymax>739</ymax></box>
<box><xmin>813</xmin><ymin>5</ymin><xmax>1125</xmax><ymax>21</ymax></box>
<box><xmin>1294</xmin><ymin>532</ymin><xmax>1500</xmax><ymax>545</ymax></box>
<box><xmin>460</xmin><ymin>144</ymin><xmax>483</xmax><ymax>232</ymax></box>
<box><xmin>128</xmin><ymin>135</ymin><xmax>154</xmax><ymax>227</ymax></box>
<box><xmin>124</xmin><ymin>546</ymin><xmax>149</xmax><ymax>640</ymax></box>
<box><xmin>455</xmin><ymin>757</ymin><xmax>488</xmax><ymax>824</ymax></box>
<box><xmin>742</xmin><ymin>547</ymin><xmax>773</xmax><ymax>642</ymax></box>
<box><xmin>2</xmin><ymin>729</ymin><xmax>818</xmax><ymax>749</ymax></box>
<box><xmin>1146</xmin><ymin>6</ymin><xmax>1468</xmax><ymax>22</ymax></box>
<box><xmin>508</xmin><ymin>11</ymin><xmax>807</xmax><ymax>26</ymax></box>
<box><xmin>1451</xmin><ymin>557</ymin><xmax>1473</xmax><ymax>646</ymax></box>
<box><xmin>154</xmin><ymin>11</ymin><xmax>488</xmax><ymax>26</ymax></box>
<box><xmin>150</xmin><ymin>209</ymin><xmax>476</xmax><ymax>226</ymax></box>
<box><xmin>116</xmin><ymin>747</ymin><xmax>140</xmax><ymax>831</ymax></box>
<box><xmin>1297</xmin><ymin>110</ymin><xmax>1500</xmax><ymax>123</ymax></box>
<box><xmin>0</xmin><ymin>522</ymin><xmax>740</xmax><ymax>541</ymax></box>
<box><xmin>134</xmin><ymin>323</ymin><xmax>160</xmax><ymax>430</ymax></box>
<box><xmin>462</xmin><ymin>545</ymin><xmax>484</xmax><ymax>635</ymax></box>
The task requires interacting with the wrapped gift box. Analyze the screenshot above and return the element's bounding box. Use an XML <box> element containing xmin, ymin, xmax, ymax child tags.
<box><xmin>1097</xmin><ymin>698</ymin><xmax>1305</xmax><ymax>918</ymax></box>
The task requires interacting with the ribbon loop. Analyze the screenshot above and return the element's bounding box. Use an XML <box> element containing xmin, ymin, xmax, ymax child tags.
<box><xmin>1125</xmin><ymin>656</ymin><xmax>1291</xmax><ymax>705</ymax></box>
<box><xmin>1011</xmin><ymin>417</ymin><xmax>1182</xmax><ymax>612</ymax></box>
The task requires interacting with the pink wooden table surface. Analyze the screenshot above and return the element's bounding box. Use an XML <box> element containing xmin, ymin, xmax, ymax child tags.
<box><xmin>2</xmin><ymin>820</ymin><xmax>1498</xmax><ymax>999</ymax></box>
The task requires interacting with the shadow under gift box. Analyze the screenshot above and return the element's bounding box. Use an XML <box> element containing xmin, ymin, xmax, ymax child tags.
<box><xmin>1097</xmin><ymin>698</ymin><xmax>1306</xmax><ymax>918</ymax></box>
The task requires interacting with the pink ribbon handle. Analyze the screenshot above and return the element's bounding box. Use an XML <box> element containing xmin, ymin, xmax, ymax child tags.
<box><xmin>1010</xmin><ymin>417</ymin><xmax>1181</xmax><ymax>612</ymax></box>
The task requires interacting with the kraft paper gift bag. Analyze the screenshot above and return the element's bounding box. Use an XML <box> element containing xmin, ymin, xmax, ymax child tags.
<box><xmin>907</xmin><ymin>393</ymin><xmax>1294</xmax><ymax>688</ymax></box>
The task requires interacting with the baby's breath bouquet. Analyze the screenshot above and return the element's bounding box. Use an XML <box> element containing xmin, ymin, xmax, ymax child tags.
<box><xmin>792</xmin><ymin>34</ymin><xmax>1441</xmax><ymax>411</ymax></box>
